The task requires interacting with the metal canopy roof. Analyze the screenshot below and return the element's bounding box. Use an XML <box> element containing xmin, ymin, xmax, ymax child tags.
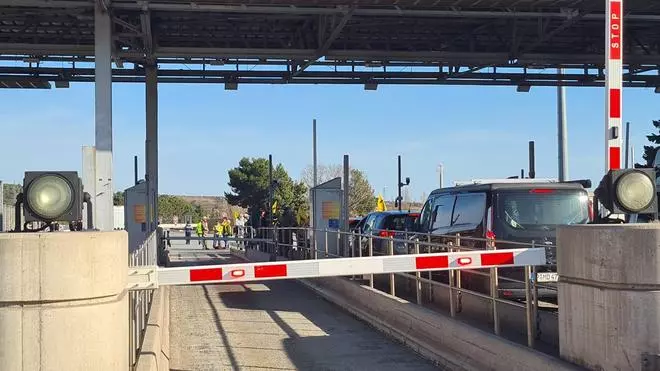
<box><xmin>1</xmin><ymin>0</ymin><xmax>659</xmax><ymax>87</ymax></box>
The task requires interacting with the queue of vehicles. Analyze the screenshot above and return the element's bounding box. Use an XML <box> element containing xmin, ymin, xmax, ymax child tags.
<box><xmin>349</xmin><ymin>177</ymin><xmax>594</xmax><ymax>302</ymax></box>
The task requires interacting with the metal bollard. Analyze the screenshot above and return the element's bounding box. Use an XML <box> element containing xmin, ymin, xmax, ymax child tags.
<box><xmin>368</xmin><ymin>236</ymin><xmax>374</xmax><ymax>288</ymax></box>
<box><xmin>389</xmin><ymin>237</ymin><xmax>395</xmax><ymax>296</ymax></box>
<box><xmin>524</xmin><ymin>265</ymin><xmax>535</xmax><ymax>348</ymax></box>
<box><xmin>414</xmin><ymin>239</ymin><xmax>422</xmax><ymax>305</ymax></box>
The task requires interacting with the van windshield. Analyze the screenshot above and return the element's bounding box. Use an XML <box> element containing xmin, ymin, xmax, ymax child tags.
<box><xmin>496</xmin><ymin>190</ymin><xmax>589</xmax><ymax>229</ymax></box>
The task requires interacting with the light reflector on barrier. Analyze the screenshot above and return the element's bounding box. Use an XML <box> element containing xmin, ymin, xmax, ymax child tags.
<box><xmin>415</xmin><ymin>256</ymin><xmax>449</xmax><ymax>269</ymax></box>
<box><xmin>255</xmin><ymin>264</ymin><xmax>288</xmax><ymax>278</ymax></box>
<box><xmin>457</xmin><ymin>257</ymin><xmax>472</xmax><ymax>266</ymax></box>
<box><xmin>190</xmin><ymin>268</ymin><xmax>222</xmax><ymax>282</ymax></box>
<box><xmin>481</xmin><ymin>252</ymin><xmax>514</xmax><ymax>266</ymax></box>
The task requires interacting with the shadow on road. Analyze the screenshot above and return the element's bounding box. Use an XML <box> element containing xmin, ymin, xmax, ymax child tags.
<box><xmin>214</xmin><ymin>280</ymin><xmax>440</xmax><ymax>371</ymax></box>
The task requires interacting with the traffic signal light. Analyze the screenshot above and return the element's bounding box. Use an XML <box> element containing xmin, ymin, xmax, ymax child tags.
<box><xmin>22</xmin><ymin>171</ymin><xmax>83</xmax><ymax>224</ymax></box>
<box><xmin>594</xmin><ymin>168</ymin><xmax>658</xmax><ymax>215</ymax></box>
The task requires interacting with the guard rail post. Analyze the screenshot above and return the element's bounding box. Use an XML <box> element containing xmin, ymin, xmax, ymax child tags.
<box><xmin>368</xmin><ymin>236</ymin><xmax>374</xmax><ymax>288</ymax></box>
<box><xmin>388</xmin><ymin>236</ymin><xmax>395</xmax><ymax>296</ymax></box>
<box><xmin>455</xmin><ymin>233</ymin><xmax>463</xmax><ymax>313</ymax></box>
<box><xmin>324</xmin><ymin>228</ymin><xmax>329</xmax><ymax>258</ymax></box>
<box><xmin>448</xmin><ymin>243</ymin><xmax>456</xmax><ymax>318</ymax></box>
<box><xmin>524</xmin><ymin>265</ymin><xmax>535</xmax><ymax>348</ymax></box>
<box><xmin>427</xmin><ymin>232</ymin><xmax>433</xmax><ymax>302</ymax></box>
<box><xmin>414</xmin><ymin>238</ymin><xmax>422</xmax><ymax>305</ymax></box>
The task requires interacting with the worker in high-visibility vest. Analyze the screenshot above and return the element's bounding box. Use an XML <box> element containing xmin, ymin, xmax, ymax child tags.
<box><xmin>218</xmin><ymin>213</ymin><xmax>233</xmax><ymax>249</ymax></box>
<box><xmin>196</xmin><ymin>216</ymin><xmax>209</xmax><ymax>249</ymax></box>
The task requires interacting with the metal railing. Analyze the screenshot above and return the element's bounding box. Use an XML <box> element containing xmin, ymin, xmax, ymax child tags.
<box><xmin>250</xmin><ymin>226</ymin><xmax>556</xmax><ymax>349</ymax></box>
<box><xmin>128</xmin><ymin>229</ymin><xmax>158</xmax><ymax>370</ymax></box>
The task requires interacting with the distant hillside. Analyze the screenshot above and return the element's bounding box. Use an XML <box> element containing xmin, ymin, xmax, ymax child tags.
<box><xmin>175</xmin><ymin>195</ymin><xmax>247</xmax><ymax>218</ymax></box>
<box><xmin>174</xmin><ymin>195</ymin><xmax>422</xmax><ymax>217</ymax></box>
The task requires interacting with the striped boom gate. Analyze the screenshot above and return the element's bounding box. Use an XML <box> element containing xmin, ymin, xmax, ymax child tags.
<box><xmin>127</xmin><ymin>247</ymin><xmax>546</xmax><ymax>290</ymax></box>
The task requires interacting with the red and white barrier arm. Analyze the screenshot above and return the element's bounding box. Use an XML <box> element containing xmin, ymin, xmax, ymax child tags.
<box><xmin>606</xmin><ymin>0</ymin><xmax>623</xmax><ymax>171</ymax></box>
<box><xmin>127</xmin><ymin>247</ymin><xmax>546</xmax><ymax>290</ymax></box>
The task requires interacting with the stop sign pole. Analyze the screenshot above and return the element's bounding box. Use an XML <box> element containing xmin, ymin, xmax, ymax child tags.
<box><xmin>606</xmin><ymin>0</ymin><xmax>623</xmax><ymax>172</ymax></box>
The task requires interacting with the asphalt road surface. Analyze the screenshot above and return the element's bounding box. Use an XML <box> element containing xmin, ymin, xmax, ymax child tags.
<box><xmin>168</xmin><ymin>245</ymin><xmax>440</xmax><ymax>371</ymax></box>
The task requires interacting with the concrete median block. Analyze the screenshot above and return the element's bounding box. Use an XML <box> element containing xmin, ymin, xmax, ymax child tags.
<box><xmin>136</xmin><ymin>287</ymin><xmax>170</xmax><ymax>371</ymax></box>
<box><xmin>239</xmin><ymin>248</ymin><xmax>581</xmax><ymax>371</ymax></box>
<box><xmin>0</xmin><ymin>231</ymin><xmax>128</xmax><ymax>371</ymax></box>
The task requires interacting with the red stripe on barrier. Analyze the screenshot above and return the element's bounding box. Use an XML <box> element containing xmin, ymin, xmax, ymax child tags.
<box><xmin>481</xmin><ymin>252</ymin><xmax>514</xmax><ymax>266</ymax></box>
<box><xmin>254</xmin><ymin>264</ymin><xmax>288</xmax><ymax>278</ymax></box>
<box><xmin>415</xmin><ymin>256</ymin><xmax>449</xmax><ymax>270</ymax></box>
<box><xmin>609</xmin><ymin>1</ymin><xmax>622</xmax><ymax>60</ymax></box>
<box><xmin>609</xmin><ymin>89</ymin><xmax>621</xmax><ymax>118</ymax></box>
<box><xmin>609</xmin><ymin>146</ymin><xmax>621</xmax><ymax>170</ymax></box>
<box><xmin>190</xmin><ymin>268</ymin><xmax>222</xmax><ymax>282</ymax></box>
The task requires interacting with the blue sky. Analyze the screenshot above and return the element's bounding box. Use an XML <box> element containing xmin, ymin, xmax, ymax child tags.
<box><xmin>1</xmin><ymin>82</ymin><xmax>658</xmax><ymax>201</ymax></box>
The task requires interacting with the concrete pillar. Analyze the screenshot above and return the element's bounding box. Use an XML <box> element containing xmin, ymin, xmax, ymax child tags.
<box><xmin>81</xmin><ymin>146</ymin><xmax>96</xmax><ymax>229</ymax></box>
<box><xmin>558</xmin><ymin>224</ymin><xmax>660</xmax><ymax>371</ymax></box>
<box><xmin>0</xmin><ymin>231</ymin><xmax>128</xmax><ymax>370</ymax></box>
<box><xmin>94</xmin><ymin>2</ymin><xmax>114</xmax><ymax>231</ymax></box>
<box><xmin>145</xmin><ymin>66</ymin><xmax>158</xmax><ymax>232</ymax></box>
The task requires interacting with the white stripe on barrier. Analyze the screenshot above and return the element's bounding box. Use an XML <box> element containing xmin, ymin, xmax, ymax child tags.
<box><xmin>127</xmin><ymin>247</ymin><xmax>547</xmax><ymax>290</ymax></box>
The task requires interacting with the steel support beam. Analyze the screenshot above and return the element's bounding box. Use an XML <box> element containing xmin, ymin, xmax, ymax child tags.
<box><xmin>292</xmin><ymin>9</ymin><xmax>354</xmax><ymax>78</ymax></box>
<box><xmin>3</xmin><ymin>1</ymin><xmax>659</xmax><ymax>21</ymax></box>
<box><xmin>2</xmin><ymin>43</ymin><xmax>659</xmax><ymax>65</ymax></box>
<box><xmin>94</xmin><ymin>0</ymin><xmax>113</xmax><ymax>231</ymax></box>
<box><xmin>557</xmin><ymin>68</ymin><xmax>568</xmax><ymax>182</ymax></box>
<box><xmin>145</xmin><ymin>65</ymin><xmax>158</xmax><ymax>231</ymax></box>
<box><xmin>140</xmin><ymin>10</ymin><xmax>153</xmax><ymax>61</ymax></box>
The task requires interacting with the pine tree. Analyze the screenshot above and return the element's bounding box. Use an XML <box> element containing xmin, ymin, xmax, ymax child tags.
<box><xmin>636</xmin><ymin>119</ymin><xmax>660</xmax><ymax>168</ymax></box>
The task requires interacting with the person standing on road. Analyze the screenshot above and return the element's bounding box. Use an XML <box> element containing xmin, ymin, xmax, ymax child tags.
<box><xmin>196</xmin><ymin>216</ymin><xmax>209</xmax><ymax>249</ymax></box>
<box><xmin>184</xmin><ymin>221</ymin><xmax>193</xmax><ymax>245</ymax></box>
<box><xmin>219</xmin><ymin>214</ymin><xmax>233</xmax><ymax>249</ymax></box>
<box><xmin>213</xmin><ymin>218</ymin><xmax>223</xmax><ymax>249</ymax></box>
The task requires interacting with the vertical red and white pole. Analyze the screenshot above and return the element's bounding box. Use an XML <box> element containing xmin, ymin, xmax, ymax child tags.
<box><xmin>606</xmin><ymin>0</ymin><xmax>623</xmax><ymax>171</ymax></box>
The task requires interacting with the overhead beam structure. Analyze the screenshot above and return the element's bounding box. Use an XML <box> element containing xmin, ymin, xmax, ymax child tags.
<box><xmin>0</xmin><ymin>0</ymin><xmax>659</xmax><ymax>88</ymax></box>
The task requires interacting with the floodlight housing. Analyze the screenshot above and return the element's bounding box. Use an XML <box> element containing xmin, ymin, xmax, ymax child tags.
<box><xmin>22</xmin><ymin>171</ymin><xmax>83</xmax><ymax>223</ymax></box>
<box><xmin>595</xmin><ymin>168</ymin><xmax>657</xmax><ymax>215</ymax></box>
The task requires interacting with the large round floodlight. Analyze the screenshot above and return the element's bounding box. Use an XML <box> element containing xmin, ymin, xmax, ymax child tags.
<box><xmin>615</xmin><ymin>170</ymin><xmax>655</xmax><ymax>213</ymax></box>
<box><xmin>25</xmin><ymin>174</ymin><xmax>74</xmax><ymax>220</ymax></box>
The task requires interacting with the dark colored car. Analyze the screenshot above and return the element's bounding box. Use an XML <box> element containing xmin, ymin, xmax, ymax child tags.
<box><xmin>413</xmin><ymin>181</ymin><xmax>590</xmax><ymax>300</ymax></box>
<box><xmin>354</xmin><ymin>211</ymin><xmax>420</xmax><ymax>255</ymax></box>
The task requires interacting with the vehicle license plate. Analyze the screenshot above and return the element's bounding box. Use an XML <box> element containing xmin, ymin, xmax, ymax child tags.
<box><xmin>537</xmin><ymin>272</ymin><xmax>559</xmax><ymax>282</ymax></box>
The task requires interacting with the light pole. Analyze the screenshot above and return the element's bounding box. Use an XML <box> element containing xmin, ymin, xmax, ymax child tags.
<box><xmin>396</xmin><ymin>155</ymin><xmax>410</xmax><ymax>211</ymax></box>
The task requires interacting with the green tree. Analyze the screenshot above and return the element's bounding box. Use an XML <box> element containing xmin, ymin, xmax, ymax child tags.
<box><xmin>636</xmin><ymin>119</ymin><xmax>660</xmax><ymax>168</ymax></box>
<box><xmin>226</xmin><ymin>157</ymin><xmax>308</xmax><ymax>225</ymax></box>
<box><xmin>158</xmin><ymin>195</ymin><xmax>202</xmax><ymax>223</ymax></box>
<box><xmin>300</xmin><ymin>164</ymin><xmax>375</xmax><ymax>216</ymax></box>
<box><xmin>113</xmin><ymin>191</ymin><xmax>125</xmax><ymax>206</ymax></box>
<box><xmin>2</xmin><ymin>183</ymin><xmax>22</xmax><ymax>206</ymax></box>
<box><xmin>349</xmin><ymin>169</ymin><xmax>376</xmax><ymax>216</ymax></box>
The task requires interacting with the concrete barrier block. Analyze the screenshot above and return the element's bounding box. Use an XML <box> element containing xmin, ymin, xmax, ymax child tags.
<box><xmin>239</xmin><ymin>249</ymin><xmax>579</xmax><ymax>371</ymax></box>
<box><xmin>136</xmin><ymin>287</ymin><xmax>170</xmax><ymax>371</ymax></box>
<box><xmin>0</xmin><ymin>231</ymin><xmax>128</xmax><ymax>371</ymax></box>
